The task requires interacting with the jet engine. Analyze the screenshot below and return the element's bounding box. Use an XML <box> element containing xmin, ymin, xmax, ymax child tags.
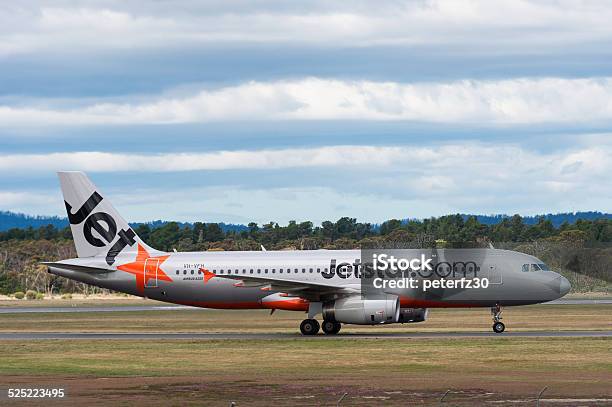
<box><xmin>322</xmin><ymin>295</ymin><xmax>400</xmax><ymax>325</ymax></box>
<box><xmin>398</xmin><ymin>308</ymin><xmax>428</xmax><ymax>323</ymax></box>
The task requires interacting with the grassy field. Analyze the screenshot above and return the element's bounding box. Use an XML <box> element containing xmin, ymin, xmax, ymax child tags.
<box><xmin>0</xmin><ymin>304</ymin><xmax>611</xmax><ymax>406</ymax></box>
<box><xmin>1</xmin><ymin>337</ymin><xmax>611</xmax><ymax>406</ymax></box>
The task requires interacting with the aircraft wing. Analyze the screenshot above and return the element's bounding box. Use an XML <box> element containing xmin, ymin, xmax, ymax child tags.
<box><xmin>201</xmin><ymin>268</ymin><xmax>359</xmax><ymax>301</ymax></box>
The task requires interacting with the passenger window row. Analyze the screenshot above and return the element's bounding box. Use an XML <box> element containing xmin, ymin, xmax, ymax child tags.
<box><xmin>175</xmin><ymin>268</ymin><xmax>327</xmax><ymax>275</ymax></box>
<box><xmin>175</xmin><ymin>270</ymin><xmax>202</xmax><ymax>275</ymax></box>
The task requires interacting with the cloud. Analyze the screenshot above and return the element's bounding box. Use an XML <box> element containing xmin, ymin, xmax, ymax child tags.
<box><xmin>0</xmin><ymin>190</ymin><xmax>60</xmax><ymax>216</ymax></box>
<box><xmin>0</xmin><ymin>191</ymin><xmax>54</xmax><ymax>206</ymax></box>
<box><xmin>3</xmin><ymin>77</ymin><xmax>612</xmax><ymax>127</ymax></box>
<box><xmin>0</xmin><ymin>141</ymin><xmax>610</xmax><ymax>217</ymax></box>
<box><xmin>0</xmin><ymin>147</ymin><xmax>406</xmax><ymax>172</ymax></box>
<box><xmin>2</xmin><ymin>2</ymin><xmax>610</xmax><ymax>223</ymax></box>
<box><xmin>0</xmin><ymin>184</ymin><xmax>451</xmax><ymax>225</ymax></box>
<box><xmin>3</xmin><ymin>1</ymin><xmax>612</xmax><ymax>56</ymax></box>
<box><xmin>0</xmin><ymin>143</ymin><xmax>609</xmax><ymax>179</ymax></box>
<box><xmin>1</xmin><ymin>140</ymin><xmax>610</xmax><ymax>221</ymax></box>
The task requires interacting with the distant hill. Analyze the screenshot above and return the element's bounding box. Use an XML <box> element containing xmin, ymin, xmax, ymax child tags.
<box><xmin>1</xmin><ymin>210</ymin><xmax>610</xmax><ymax>232</ymax></box>
<box><xmin>0</xmin><ymin>211</ymin><xmax>248</xmax><ymax>233</ymax></box>
<box><xmin>136</xmin><ymin>219</ymin><xmax>248</xmax><ymax>234</ymax></box>
<box><xmin>0</xmin><ymin>211</ymin><xmax>68</xmax><ymax>230</ymax></box>
<box><xmin>459</xmin><ymin>212</ymin><xmax>612</xmax><ymax>228</ymax></box>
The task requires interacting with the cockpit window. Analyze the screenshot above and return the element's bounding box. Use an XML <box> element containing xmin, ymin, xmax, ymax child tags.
<box><xmin>522</xmin><ymin>263</ymin><xmax>550</xmax><ymax>272</ymax></box>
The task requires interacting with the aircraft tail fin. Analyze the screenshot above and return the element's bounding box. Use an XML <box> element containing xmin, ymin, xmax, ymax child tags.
<box><xmin>58</xmin><ymin>171</ymin><xmax>158</xmax><ymax>264</ymax></box>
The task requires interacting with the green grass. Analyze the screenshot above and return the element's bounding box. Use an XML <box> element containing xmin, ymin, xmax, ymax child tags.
<box><xmin>1</xmin><ymin>338</ymin><xmax>609</xmax><ymax>377</ymax></box>
<box><xmin>0</xmin><ymin>304</ymin><xmax>610</xmax><ymax>405</ymax></box>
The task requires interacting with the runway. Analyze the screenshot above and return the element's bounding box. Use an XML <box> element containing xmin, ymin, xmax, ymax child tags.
<box><xmin>0</xmin><ymin>298</ymin><xmax>609</xmax><ymax>314</ymax></box>
<box><xmin>548</xmin><ymin>298</ymin><xmax>612</xmax><ymax>305</ymax></box>
<box><xmin>0</xmin><ymin>305</ymin><xmax>196</xmax><ymax>314</ymax></box>
<box><xmin>1</xmin><ymin>330</ymin><xmax>610</xmax><ymax>340</ymax></box>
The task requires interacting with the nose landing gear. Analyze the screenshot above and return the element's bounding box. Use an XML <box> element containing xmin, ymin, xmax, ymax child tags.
<box><xmin>491</xmin><ymin>304</ymin><xmax>505</xmax><ymax>333</ymax></box>
<box><xmin>493</xmin><ymin>321</ymin><xmax>505</xmax><ymax>333</ymax></box>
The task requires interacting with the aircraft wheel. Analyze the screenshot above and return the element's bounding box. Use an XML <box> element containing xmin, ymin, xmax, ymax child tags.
<box><xmin>493</xmin><ymin>321</ymin><xmax>505</xmax><ymax>333</ymax></box>
<box><xmin>322</xmin><ymin>320</ymin><xmax>342</xmax><ymax>335</ymax></box>
<box><xmin>300</xmin><ymin>319</ymin><xmax>320</xmax><ymax>335</ymax></box>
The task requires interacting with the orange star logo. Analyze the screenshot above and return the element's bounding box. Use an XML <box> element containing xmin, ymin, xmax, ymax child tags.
<box><xmin>117</xmin><ymin>244</ymin><xmax>172</xmax><ymax>293</ymax></box>
<box><xmin>199</xmin><ymin>267</ymin><xmax>216</xmax><ymax>284</ymax></box>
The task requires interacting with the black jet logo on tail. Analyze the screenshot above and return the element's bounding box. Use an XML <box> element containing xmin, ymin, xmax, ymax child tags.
<box><xmin>65</xmin><ymin>191</ymin><xmax>136</xmax><ymax>265</ymax></box>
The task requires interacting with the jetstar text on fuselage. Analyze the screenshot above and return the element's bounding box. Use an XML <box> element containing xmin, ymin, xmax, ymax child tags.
<box><xmin>323</xmin><ymin>257</ymin><xmax>480</xmax><ymax>279</ymax></box>
<box><xmin>323</xmin><ymin>254</ymin><xmax>431</xmax><ymax>279</ymax></box>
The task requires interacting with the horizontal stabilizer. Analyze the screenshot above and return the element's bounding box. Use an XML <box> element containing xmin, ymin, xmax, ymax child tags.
<box><xmin>41</xmin><ymin>262</ymin><xmax>115</xmax><ymax>274</ymax></box>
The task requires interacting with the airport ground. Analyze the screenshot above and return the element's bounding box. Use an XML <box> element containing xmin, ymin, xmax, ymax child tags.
<box><xmin>0</xmin><ymin>298</ymin><xmax>610</xmax><ymax>406</ymax></box>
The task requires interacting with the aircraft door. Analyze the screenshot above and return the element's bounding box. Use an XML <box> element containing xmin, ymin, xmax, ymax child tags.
<box><xmin>144</xmin><ymin>258</ymin><xmax>159</xmax><ymax>288</ymax></box>
<box><xmin>487</xmin><ymin>264</ymin><xmax>502</xmax><ymax>285</ymax></box>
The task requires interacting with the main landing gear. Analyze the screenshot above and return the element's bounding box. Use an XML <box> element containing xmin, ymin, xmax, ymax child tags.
<box><xmin>300</xmin><ymin>319</ymin><xmax>342</xmax><ymax>335</ymax></box>
<box><xmin>300</xmin><ymin>319</ymin><xmax>320</xmax><ymax>335</ymax></box>
<box><xmin>491</xmin><ymin>303</ymin><xmax>505</xmax><ymax>333</ymax></box>
<box><xmin>321</xmin><ymin>320</ymin><xmax>342</xmax><ymax>335</ymax></box>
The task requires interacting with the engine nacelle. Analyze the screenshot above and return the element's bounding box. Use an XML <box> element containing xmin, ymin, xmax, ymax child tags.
<box><xmin>398</xmin><ymin>308</ymin><xmax>428</xmax><ymax>323</ymax></box>
<box><xmin>322</xmin><ymin>295</ymin><xmax>400</xmax><ymax>325</ymax></box>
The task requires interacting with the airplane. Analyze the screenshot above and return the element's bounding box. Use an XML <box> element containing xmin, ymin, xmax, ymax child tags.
<box><xmin>44</xmin><ymin>172</ymin><xmax>571</xmax><ymax>335</ymax></box>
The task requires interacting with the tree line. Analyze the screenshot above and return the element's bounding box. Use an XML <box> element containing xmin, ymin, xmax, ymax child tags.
<box><xmin>0</xmin><ymin>214</ymin><xmax>610</xmax><ymax>295</ymax></box>
<box><xmin>1</xmin><ymin>214</ymin><xmax>611</xmax><ymax>250</ymax></box>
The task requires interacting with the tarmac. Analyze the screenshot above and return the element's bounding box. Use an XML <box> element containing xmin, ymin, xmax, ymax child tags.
<box><xmin>0</xmin><ymin>298</ymin><xmax>609</xmax><ymax>314</ymax></box>
<box><xmin>0</xmin><ymin>305</ymin><xmax>193</xmax><ymax>314</ymax></box>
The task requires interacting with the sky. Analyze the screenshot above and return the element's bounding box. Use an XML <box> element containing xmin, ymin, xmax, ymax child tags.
<box><xmin>1</xmin><ymin>0</ymin><xmax>611</xmax><ymax>225</ymax></box>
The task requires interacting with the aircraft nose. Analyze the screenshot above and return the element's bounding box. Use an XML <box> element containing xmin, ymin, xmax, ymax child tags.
<box><xmin>559</xmin><ymin>276</ymin><xmax>571</xmax><ymax>297</ymax></box>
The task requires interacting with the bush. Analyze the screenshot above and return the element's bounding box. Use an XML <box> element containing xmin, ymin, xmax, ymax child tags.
<box><xmin>61</xmin><ymin>293</ymin><xmax>72</xmax><ymax>300</ymax></box>
<box><xmin>25</xmin><ymin>290</ymin><xmax>37</xmax><ymax>300</ymax></box>
<box><xmin>13</xmin><ymin>291</ymin><xmax>24</xmax><ymax>299</ymax></box>
<box><xmin>35</xmin><ymin>292</ymin><xmax>44</xmax><ymax>300</ymax></box>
